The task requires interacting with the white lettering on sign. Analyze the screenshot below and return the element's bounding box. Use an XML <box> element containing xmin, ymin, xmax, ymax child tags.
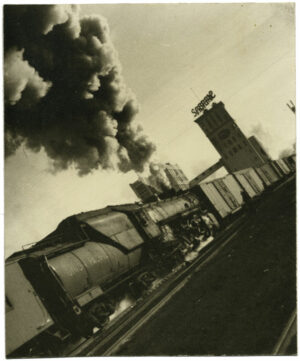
<box><xmin>191</xmin><ymin>91</ymin><xmax>216</xmax><ymax>117</ymax></box>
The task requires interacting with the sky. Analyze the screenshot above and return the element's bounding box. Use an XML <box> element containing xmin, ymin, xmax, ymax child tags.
<box><xmin>4</xmin><ymin>2</ymin><xmax>296</xmax><ymax>257</ymax></box>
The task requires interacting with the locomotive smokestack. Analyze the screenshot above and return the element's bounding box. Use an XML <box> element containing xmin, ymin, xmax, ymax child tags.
<box><xmin>4</xmin><ymin>5</ymin><xmax>155</xmax><ymax>175</ymax></box>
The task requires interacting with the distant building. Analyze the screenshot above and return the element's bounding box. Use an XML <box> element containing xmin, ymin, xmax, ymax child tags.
<box><xmin>164</xmin><ymin>163</ymin><xmax>189</xmax><ymax>191</ymax></box>
<box><xmin>130</xmin><ymin>162</ymin><xmax>189</xmax><ymax>201</ymax></box>
<box><xmin>248</xmin><ymin>135</ymin><xmax>271</xmax><ymax>163</ymax></box>
<box><xmin>130</xmin><ymin>179</ymin><xmax>158</xmax><ymax>202</ymax></box>
<box><xmin>194</xmin><ymin>101</ymin><xmax>266</xmax><ymax>172</ymax></box>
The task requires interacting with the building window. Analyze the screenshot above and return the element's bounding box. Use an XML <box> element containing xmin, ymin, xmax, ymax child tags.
<box><xmin>215</xmin><ymin>113</ymin><xmax>223</xmax><ymax>124</ymax></box>
<box><xmin>210</xmin><ymin>115</ymin><xmax>218</xmax><ymax>126</ymax></box>
<box><xmin>207</xmin><ymin>119</ymin><xmax>213</xmax><ymax>130</ymax></box>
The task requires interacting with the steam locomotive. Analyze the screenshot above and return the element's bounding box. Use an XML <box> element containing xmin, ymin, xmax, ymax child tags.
<box><xmin>6</xmin><ymin>191</ymin><xmax>219</xmax><ymax>357</ymax></box>
<box><xmin>6</xmin><ymin>156</ymin><xmax>295</xmax><ymax>357</ymax></box>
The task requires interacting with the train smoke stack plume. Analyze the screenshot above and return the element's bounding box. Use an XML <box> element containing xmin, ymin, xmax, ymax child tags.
<box><xmin>148</xmin><ymin>162</ymin><xmax>172</xmax><ymax>192</ymax></box>
<box><xmin>4</xmin><ymin>5</ymin><xmax>155</xmax><ymax>175</ymax></box>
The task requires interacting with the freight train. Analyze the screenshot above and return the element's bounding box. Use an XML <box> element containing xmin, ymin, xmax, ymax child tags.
<box><xmin>5</xmin><ymin>156</ymin><xmax>295</xmax><ymax>357</ymax></box>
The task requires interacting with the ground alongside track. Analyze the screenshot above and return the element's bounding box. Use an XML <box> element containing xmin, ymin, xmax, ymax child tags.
<box><xmin>115</xmin><ymin>177</ymin><xmax>296</xmax><ymax>356</ymax></box>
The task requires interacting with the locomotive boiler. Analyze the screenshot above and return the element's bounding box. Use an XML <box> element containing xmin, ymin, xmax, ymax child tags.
<box><xmin>6</xmin><ymin>192</ymin><xmax>217</xmax><ymax>357</ymax></box>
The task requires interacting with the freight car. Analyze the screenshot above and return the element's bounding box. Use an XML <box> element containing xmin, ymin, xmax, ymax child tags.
<box><xmin>188</xmin><ymin>158</ymin><xmax>295</xmax><ymax>222</ymax></box>
<box><xmin>282</xmin><ymin>155</ymin><xmax>296</xmax><ymax>172</ymax></box>
<box><xmin>6</xmin><ymin>192</ymin><xmax>218</xmax><ymax>357</ymax></box>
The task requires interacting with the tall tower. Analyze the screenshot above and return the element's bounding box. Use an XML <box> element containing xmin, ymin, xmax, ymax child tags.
<box><xmin>248</xmin><ymin>135</ymin><xmax>271</xmax><ymax>163</ymax></box>
<box><xmin>194</xmin><ymin>102</ymin><xmax>266</xmax><ymax>173</ymax></box>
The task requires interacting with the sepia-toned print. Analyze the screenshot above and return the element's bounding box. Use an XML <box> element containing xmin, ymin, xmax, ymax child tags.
<box><xmin>4</xmin><ymin>3</ymin><xmax>296</xmax><ymax>357</ymax></box>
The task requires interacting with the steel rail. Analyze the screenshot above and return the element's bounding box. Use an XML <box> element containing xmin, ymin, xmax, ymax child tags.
<box><xmin>273</xmin><ymin>309</ymin><xmax>297</xmax><ymax>355</ymax></box>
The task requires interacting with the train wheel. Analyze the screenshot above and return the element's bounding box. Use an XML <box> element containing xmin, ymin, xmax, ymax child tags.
<box><xmin>147</xmin><ymin>271</ymin><xmax>156</xmax><ymax>283</ymax></box>
<box><xmin>129</xmin><ymin>276</ymin><xmax>150</xmax><ymax>299</ymax></box>
<box><xmin>88</xmin><ymin>303</ymin><xmax>111</xmax><ymax>329</ymax></box>
<box><xmin>105</xmin><ymin>298</ymin><xmax>116</xmax><ymax>315</ymax></box>
<box><xmin>139</xmin><ymin>272</ymin><xmax>154</xmax><ymax>288</ymax></box>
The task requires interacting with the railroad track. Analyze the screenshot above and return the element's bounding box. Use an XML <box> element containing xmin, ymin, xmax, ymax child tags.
<box><xmin>67</xmin><ymin>214</ymin><xmax>247</xmax><ymax>357</ymax></box>
<box><xmin>273</xmin><ymin>309</ymin><xmax>297</xmax><ymax>355</ymax></box>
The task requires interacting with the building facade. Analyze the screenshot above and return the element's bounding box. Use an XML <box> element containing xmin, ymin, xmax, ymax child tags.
<box><xmin>164</xmin><ymin>163</ymin><xmax>189</xmax><ymax>192</ymax></box>
<box><xmin>130</xmin><ymin>163</ymin><xmax>189</xmax><ymax>201</ymax></box>
<box><xmin>130</xmin><ymin>179</ymin><xmax>158</xmax><ymax>202</ymax></box>
<box><xmin>248</xmin><ymin>135</ymin><xmax>271</xmax><ymax>163</ymax></box>
<box><xmin>194</xmin><ymin>102</ymin><xmax>266</xmax><ymax>172</ymax></box>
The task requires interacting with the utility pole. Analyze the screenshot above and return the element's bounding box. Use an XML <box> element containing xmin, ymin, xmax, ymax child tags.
<box><xmin>287</xmin><ymin>100</ymin><xmax>296</xmax><ymax>114</ymax></box>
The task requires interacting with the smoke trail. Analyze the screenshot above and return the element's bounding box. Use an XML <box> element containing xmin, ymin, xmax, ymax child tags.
<box><xmin>148</xmin><ymin>162</ymin><xmax>172</xmax><ymax>192</ymax></box>
<box><xmin>109</xmin><ymin>294</ymin><xmax>135</xmax><ymax>322</ymax></box>
<box><xmin>250</xmin><ymin>124</ymin><xmax>268</xmax><ymax>139</ymax></box>
<box><xmin>4</xmin><ymin>5</ymin><xmax>155</xmax><ymax>175</ymax></box>
<box><xmin>279</xmin><ymin>143</ymin><xmax>296</xmax><ymax>158</ymax></box>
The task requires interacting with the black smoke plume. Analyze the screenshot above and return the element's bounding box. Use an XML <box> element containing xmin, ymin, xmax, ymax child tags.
<box><xmin>4</xmin><ymin>5</ymin><xmax>155</xmax><ymax>175</ymax></box>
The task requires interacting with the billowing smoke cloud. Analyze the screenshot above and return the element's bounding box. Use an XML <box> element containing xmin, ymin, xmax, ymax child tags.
<box><xmin>250</xmin><ymin>123</ymin><xmax>271</xmax><ymax>149</ymax></box>
<box><xmin>4</xmin><ymin>5</ymin><xmax>155</xmax><ymax>175</ymax></box>
<box><xmin>4</xmin><ymin>48</ymin><xmax>52</xmax><ymax>106</ymax></box>
<box><xmin>148</xmin><ymin>162</ymin><xmax>172</xmax><ymax>192</ymax></box>
<box><xmin>279</xmin><ymin>143</ymin><xmax>296</xmax><ymax>158</ymax></box>
<box><xmin>250</xmin><ymin>123</ymin><xmax>268</xmax><ymax>140</ymax></box>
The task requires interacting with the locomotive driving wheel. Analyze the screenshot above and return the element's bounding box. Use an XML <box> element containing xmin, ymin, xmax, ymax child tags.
<box><xmin>88</xmin><ymin>301</ymin><xmax>114</xmax><ymax>330</ymax></box>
